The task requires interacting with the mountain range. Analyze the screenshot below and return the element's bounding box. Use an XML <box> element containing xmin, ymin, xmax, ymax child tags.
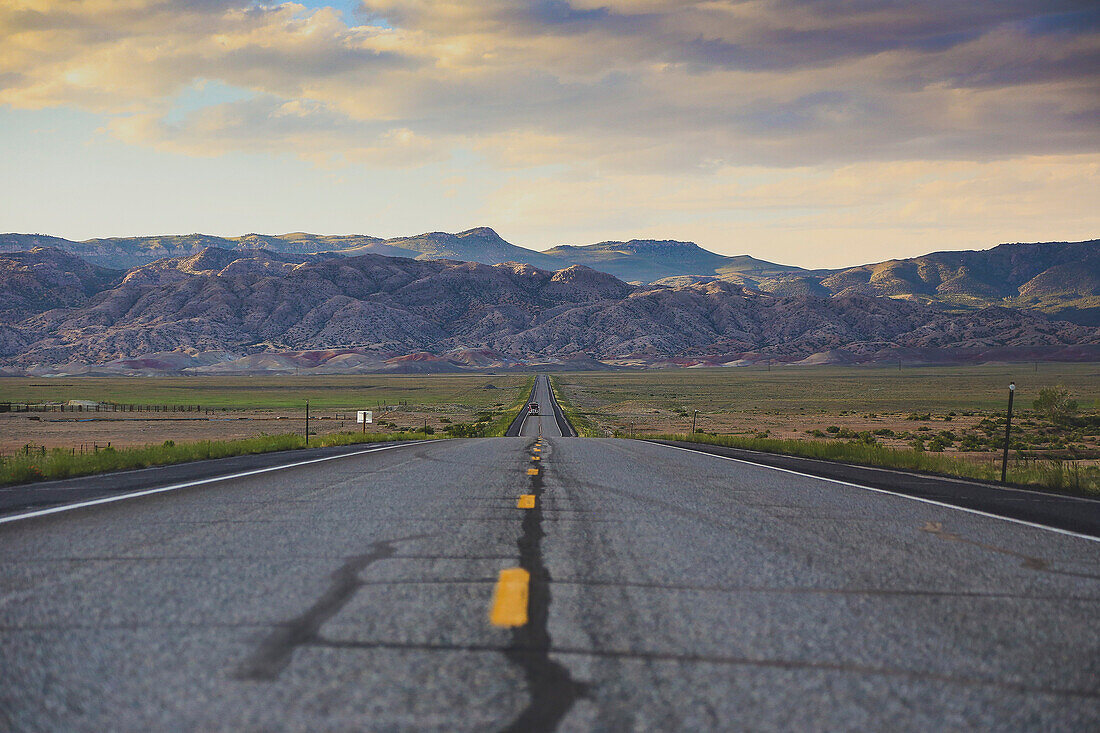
<box><xmin>2</xmin><ymin>228</ymin><xmax>1095</xmax><ymax>325</ymax></box>
<box><xmin>0</xmin><ymin>238</ymin><xmax>1096</xmax><ymax>374</ymax></box>
<box><xmin>0</xmin><ymin>227</ymin><xmax>800</xmax><ymax>282</ymax></box>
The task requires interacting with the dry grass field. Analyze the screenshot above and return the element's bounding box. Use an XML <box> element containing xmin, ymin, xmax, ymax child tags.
<box><xmin>554</xmin><ymin>364</ymin><xmax>1100</xmax><ymax>468</ymax></box>
<box><xmin>0</xmin><ymin>374</ymin><xmax>530</xmax><ymax>453</ymax></box>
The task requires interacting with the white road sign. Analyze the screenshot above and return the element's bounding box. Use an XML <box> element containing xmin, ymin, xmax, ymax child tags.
<box><xmin>357</xmin><ymin>410</ymin><xmax>373</xmax><ymax>424</ymax></box>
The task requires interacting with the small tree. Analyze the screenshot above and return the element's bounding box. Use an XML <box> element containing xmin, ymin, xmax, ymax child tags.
<box><xmin>1033</xmin><ymin>385</ymin><xmax>1078</xmax><ymax>422</ymax></box>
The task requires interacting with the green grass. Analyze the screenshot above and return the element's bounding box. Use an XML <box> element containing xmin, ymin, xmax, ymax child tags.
<box><xmin>556</xmin><ymin>364</ymin><xmax>1099</xmax><ymax>415</ymax></box>
<box><xmin>0</xmin><ymin>430</ymin><xmax>438</xmax><ymax>487</ymax></box>
<box><xmin>548</xmin><ymin>375</ymin><xmax>601</xmax><ymax>437</ymax></box>
<box><xmin>0</xmin><ymin>373</ymin><xmax>532</xmax><ymax>410</ymax></box>
<box><xmin>482</xmin><ymin>375</ymin><xmax>536</xmax><ymax>437</ymax></box>
<box><xmin>0</xmin><ymin>375</ymin><xmax>539</xmax><ymax>484</ymax></box>
<box><xmin>651</xmin><ymin>432</ymin><xmax>1100</xmax><ymax>495</ymax></box>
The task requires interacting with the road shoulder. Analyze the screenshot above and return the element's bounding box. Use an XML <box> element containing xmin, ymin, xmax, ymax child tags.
<box><xmin>647</xmin><ymin>439</ymin><xmax>1100</xmax><ymax>539</ymax></box>
<box><xmin>0</xmin><ymin>440</ymin><xmax>427</xmax><ymax>518</ymax></box>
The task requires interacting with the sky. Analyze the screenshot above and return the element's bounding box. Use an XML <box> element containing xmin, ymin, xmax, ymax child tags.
<box><xmin>1</xmin><ymin>1</ymin><xmax>1098</xmax><ymax>268</ymax></box>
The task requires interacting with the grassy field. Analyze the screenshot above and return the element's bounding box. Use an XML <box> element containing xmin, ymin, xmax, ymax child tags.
<box><xmin>0</xmin><ymin>430</ymin><xmax>434</xmax><ymax>487</ymax></box>
<box><xmin>554</xmin><ymin>364</ymin><xmax>1099</xmax><ymax>419</ymax></box>
<box><xmin>0</xmin><ymin>373</ymin><xmax>530</xmax><ymax>410</ymax></box>
<box><xmin>0</xmin><ymin>373</ymin><xmax>533</xmax><ymax>452</ymax></box>
<box><xmin>4</xmin><ymin>365</ymin><xmax>1097</xmax><ymax>493</ymax></box>
<box><xmin>554</xmin><ymin>364</ymin><xmax>1098</xmax><ymax>436</ymax></box>
<box><xmin>549</xmin><ymin>376</ymin><xmax>601</xmax><ymax>437</ymax></box>
<box><xmin>555</xmin><ymin>363</ymin><xmax>1100</xmax><ymax>494</ymax></box>
<box><xmin>0</xmin><ymin>374</ymin><xmax>534</xmax><ymax>486</ymax></box>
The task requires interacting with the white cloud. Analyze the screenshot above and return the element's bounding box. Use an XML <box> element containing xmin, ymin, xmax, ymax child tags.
<box><xmin>2</xmin><ymin>0</ymin><xmax>1096</xmax><ymax>168</ymax></box>
<box><xmin>0</xmin><ymin>0</ymin><xmax>1096</xmax><ymax>257</ymax></box>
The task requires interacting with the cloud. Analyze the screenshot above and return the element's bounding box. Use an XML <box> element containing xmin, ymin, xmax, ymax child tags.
<box><xmin>481</xmin><ymin>154</ymin><xmax>1100</xmax><ymax>266</ymax></box>
<box><xmin>1</xmin><ymin>0</ymin><xmax>1096</xmax><ymax>171</ymax></box>
<box><xmin>108</xmin><ymin>94</ymin><xmax>446</xmax><ymax>167</ymax></box>
<box><xmin>0</xmin><ymin>0</ymin><xmax>1097</xmax><ymax>279</ymax></box>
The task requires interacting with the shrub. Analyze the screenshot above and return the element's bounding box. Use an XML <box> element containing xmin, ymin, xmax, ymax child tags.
<box><xmin>1033</xmin><ymin>386</ymin><xmax>1079</xmax><ymax>422</ymax></box>
<box><xmin>958</xmin><ymin>434</ymin><xmax>983</xmax><ymax>451</ymax></box>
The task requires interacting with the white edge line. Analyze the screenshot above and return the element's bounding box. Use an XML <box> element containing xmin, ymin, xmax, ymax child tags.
<box><xmin>653</xmin><ymin>442</ymin><xmax>1100</xmax><ymax>543</ymax></box>
<box><xmin>0</xmin><ymin>440</ymin><xmax>430</xmax><ymax>526</ymax></box>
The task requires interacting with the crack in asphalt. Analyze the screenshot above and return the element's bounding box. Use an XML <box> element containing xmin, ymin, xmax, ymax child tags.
<box><xmin>309</xmin><ymin>637</ymin><xmax>1100</xmax><ymax>700</ymax></box>
<box><xmin>500</xmin><ymin>441</ymin><xmax>586</xmax><ymax>733</ymax></box>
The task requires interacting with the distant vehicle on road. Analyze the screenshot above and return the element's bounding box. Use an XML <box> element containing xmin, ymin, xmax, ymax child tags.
<box><xmin>528</xmin><ymin>402</ymin><xmax>539</xmax><ymax>415</ymax></box>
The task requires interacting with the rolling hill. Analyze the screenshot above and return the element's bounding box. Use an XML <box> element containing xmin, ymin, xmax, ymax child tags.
<box><xmin>0</xmin><ymin>228</ymin><xmax>798</xmax><ymax>281</ymax></box>
<box><xmin>539</xmin><ymin>239</ymin><xmax>801</xmax><ymax>283</ymax></box>
<box><xmin>0</xmin><ymin>246</ymin><xmax>1095</xmax><ymax>373</ymax></box>
<box><xmin>782</xmin><ymin>240</ymin><xmax>1100</xmax><ymax>325</ymax></box>
<box><xmin>1</xmin><ymin>230</ymin><xmax>1096</xmax><ymax>330</ymax></box>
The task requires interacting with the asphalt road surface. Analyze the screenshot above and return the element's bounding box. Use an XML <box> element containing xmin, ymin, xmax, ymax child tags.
<box><xmin>510</xmin><ymin>375</ymin><xmax>572</xmax><ymax>438</ymax></box>
<box><xmin>2</xmin><ymin>389</ymin><xmax>1099</xmax><ymax>729</ymax></box>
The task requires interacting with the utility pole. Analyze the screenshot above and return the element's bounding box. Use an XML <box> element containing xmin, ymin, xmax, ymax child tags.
<box><xmin>692</xmin><ymin>409</ymin><xmax>699</xmax><ymax>435</ymax></box>
<box><xmin>305</xmin><ymin>399</ymin><xmax>310</xmax><ymax>447</ymax></box>
<box><xmin>1000</xmin><ymin>382</ymin><xmax>1015</xmax><ymax>483</ymax></box>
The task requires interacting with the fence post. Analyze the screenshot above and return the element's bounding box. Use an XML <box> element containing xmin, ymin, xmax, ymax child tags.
<box><xmin>1001</xmin><ymin>382</ymin><xmax>1015</xmax><ymax>483</ymax></box>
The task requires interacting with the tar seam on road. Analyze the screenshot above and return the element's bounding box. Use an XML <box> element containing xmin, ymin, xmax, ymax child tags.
<box><xmin>653</xmin><ymin>442</ymin><xmax>1100</xmax><ymax>543</ymax></box>
<box><xmin>308</xmin><ymin>637</ymin><xmax>1100</xmax><ymax>700</ymax></box>
<box><xmin>501</xmin><ymin>440</ymin><xmax>585</xmax><ymax>733</ymax></box>
<box><xmin>0</xmin><ymin>441</ymin><xmax>430</xmax><ymax>526</ymax></box>
<box><xmin>236</xmin><ymin>533</ymin><xmax>429</xmax><ymax>680</ymax></box>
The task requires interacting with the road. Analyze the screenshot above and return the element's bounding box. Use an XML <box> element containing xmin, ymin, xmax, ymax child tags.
<box><xmin>2</xmin><ymin>384</ymin><xmax>1099</xmax><ymax>729</ymax></box>
<box><xmin>508</xmin><ymin>375</ymin><xmax>573</xmax><ymax>439</ymax></box>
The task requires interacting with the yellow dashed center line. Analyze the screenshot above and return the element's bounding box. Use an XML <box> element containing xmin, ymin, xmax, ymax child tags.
<box><xmin>527</xmin><ymin>468</ymin><xmax>539</xmax><ymax>475</ymax></box>
<box><xmin>489</xmin><ymin>567</ymin><xmax>529</xmax><ymax>627</ymax></box>
<box><xmin>531</xmin><ymin>456</ymin><xmax>540</xmax><ymax>461</ymax></box>
<box><xmin>517</xmin><ymin>494</ymin><xmax>536</xmax><ymax>509</ymax></box>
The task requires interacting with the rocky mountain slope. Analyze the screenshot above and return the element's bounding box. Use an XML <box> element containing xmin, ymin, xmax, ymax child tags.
<box><xmin>0</xmin><ymin>227</ymin><xmax>552</xmax><ymax>271</ymax></box>
<box><xmin>765</xmin><ymin>240</ymin><xmax>1100</xmax><ymax>325</ymax></box>
<box><xmin>540</xmin><ymin>239</ymin><xmax>800</xmax><ymax>283</ymax></box>
<box><xmin>0</xmin><ymin>228</ymin><xmax>796</xmax><ymax>281</ymax></box>
<box><xmin>1</xmin><ymin>247</ymin><xmax>1095</xmax><ymax>373</ymax></box>
<box><xmin>0</xmin><ymin>248</ymin><xmax>122</xmax><ymax>320</ymax></box>
<box><xmin>2</xmin><ymin>230</ymin><xmax>1094</xmax><ymax>323</ymax></box>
